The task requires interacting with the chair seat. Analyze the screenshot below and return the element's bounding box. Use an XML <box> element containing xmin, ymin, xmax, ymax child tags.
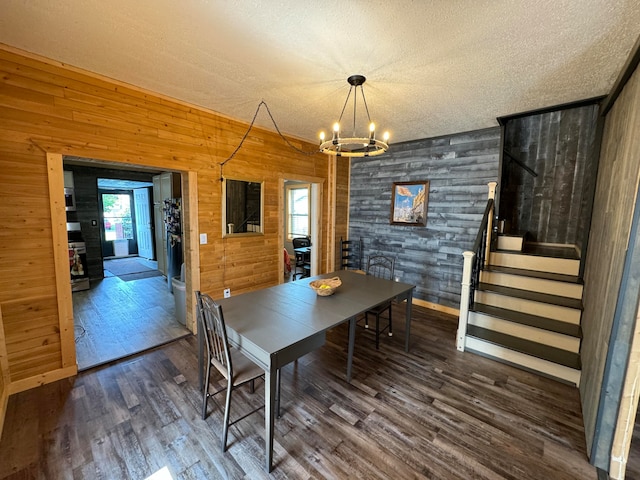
<box><xmin>368</xmin><ymin>301</ymin><xmax>391</xmax><ymax>315</ymax></box>
<box><xmin>211</xmin><ymin>348</ymin><xmax>265</xmax><ymax>386</ymax></box>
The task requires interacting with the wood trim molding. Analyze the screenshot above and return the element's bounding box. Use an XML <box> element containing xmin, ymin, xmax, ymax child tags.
<box><xmin>47</xmin><ymin>153</ymin><xmax>77</xmax><ymax>370</ymax></box>
<box><xmin>7</xmin><ymin>365</ymin><xmax>78</xmax><ymax>395</ymax></box>
<box><xmin>601</xmin><ymin>34</ymin><xmax>640</xmax><ymax>116</ymax></box>
<box><xmin>0</xmin><ymin>305</ymin><xmax>10</xmax><ymax>436</ymax></box>
<box><xmin>413</xmin><ymin>297</ymin><xmax>459</xmax><ymax>317</ymax></box>
<box><xmin>185</xmin><ymin>170</ymin><xmax>199</xmax><ymax>333</ymax></box>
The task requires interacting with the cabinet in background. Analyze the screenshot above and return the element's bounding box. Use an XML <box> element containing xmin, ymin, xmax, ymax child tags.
<box><xmin>152</xmin><ymin>172</ymin><xmax>181</xmax><ymax>276</ymax></box>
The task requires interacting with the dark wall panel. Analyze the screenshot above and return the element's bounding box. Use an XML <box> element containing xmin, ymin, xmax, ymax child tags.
<box><xmin>499</xmin><ymin>103</ymin><xmax>600</xmax><ymax>249</ymax></box>
<box><xmin>349</xmin><ymin>128</ymin><xmax>500</xmax><ymax>309</ymax></box>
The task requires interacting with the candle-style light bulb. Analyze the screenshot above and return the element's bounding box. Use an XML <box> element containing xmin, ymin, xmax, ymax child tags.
<box><xmin>332</xmin><ymin>122</ymin><xmax>340</xmax><ymax>142</ymax></box>
<box><xmin>319</xmin><ymin>131</ymin><xmax>325</xmax><ymax>143</ymax></box>
<box><xmin>383</xmin><ymin>131</ymin><xmax>390</xmax><ymax>143</ymax></box>
<box><xmin>369</xmin><ymin>122</ymin><xmax>376</xmax><ymax>140</ymax></box>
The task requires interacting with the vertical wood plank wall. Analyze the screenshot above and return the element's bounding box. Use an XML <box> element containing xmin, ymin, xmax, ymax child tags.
<box><xmin>499</xmin><ymin>104</ymin><xmax>600</xmax><ymax>250</ymax></box>
<box><xmin>0</xmin><ymin>47</ymin><xmax>340</xmax><ymax>415</ymax></box>
<box><xmin>348</xmin><ymin>128</ymin><xmax>501</xmax><ymax>309</ymax></box>
<box><xmin>580</xmin><ymin>64</ymin><xmax>640</xmax><ymax>468</ymax></box>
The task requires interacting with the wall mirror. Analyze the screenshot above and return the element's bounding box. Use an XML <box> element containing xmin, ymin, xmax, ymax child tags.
<box><xmin>223</xmin><ymin>178</ymin><xmax>264</xmax><ymax>236</ymax></box>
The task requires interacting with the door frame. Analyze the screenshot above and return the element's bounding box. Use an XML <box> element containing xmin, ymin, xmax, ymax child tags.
<box><xmin>279</xmin><ymin>174</ymin><xmax>325</xmax><ymax>281</ymax></box>
<box><xmin>46</xmin><ymin>153</ymin><xmax>200</xmax><ymax>383</ymax></box>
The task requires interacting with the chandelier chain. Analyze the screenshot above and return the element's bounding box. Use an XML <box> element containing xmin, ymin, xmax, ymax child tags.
<box><xmin>220</xmin><ymin>100</ymin><xmax>317</xmax><ymax>170</ymax></box>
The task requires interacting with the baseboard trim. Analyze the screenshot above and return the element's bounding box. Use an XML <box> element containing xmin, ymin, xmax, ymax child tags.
<box><xmin>0</xmin><ymin>386</ymin><xmax>8</xmax><ymax>439</ymax></box>
<box><xmin>412</xmin><ymin>298</ymin><xmax>459</xmax><ymax>317</ymax></box>
<box><xmin>8</xmin><ymin>365</ymin><xmax>77</xmax><ymax>395</ymax></box>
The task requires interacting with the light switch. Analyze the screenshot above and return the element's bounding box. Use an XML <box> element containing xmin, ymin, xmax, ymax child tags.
<box><xmin>200</xmin><ymin>233</ymin><xmax>208</xmax><ymax>244</ymax></box>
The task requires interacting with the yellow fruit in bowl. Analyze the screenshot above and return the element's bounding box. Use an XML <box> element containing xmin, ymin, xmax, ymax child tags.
<box><xmin>320</xmin><ymin>284</ymin><xmax>331</xmax><ymax>289</ymax></box>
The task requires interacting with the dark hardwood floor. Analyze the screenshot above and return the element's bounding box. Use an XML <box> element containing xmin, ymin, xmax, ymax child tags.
<box><xmin>0</xmin><ymin>303</ymin><xmax>597</xmax><ymax>479</ymax></box>
<box><xmin>73</xmin><ymin>258</ymin><xmax>190</xmax><ymax>370</ymax></box>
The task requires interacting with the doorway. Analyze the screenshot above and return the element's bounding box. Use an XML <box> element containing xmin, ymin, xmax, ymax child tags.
<box><xmin>63</xmin><ymin>158</ymin><xmax>190</xmax><ymax>370</ymax></box>
<box><xmin>283</xmin><ymin>178</ymin><xmax>322</xmax><ymax>281</ymax></box>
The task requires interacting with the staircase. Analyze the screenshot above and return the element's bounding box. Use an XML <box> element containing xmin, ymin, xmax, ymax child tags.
<box><xmin>463</xmin><ymin>234</ymin><xmax>583</xmax><ymax>386</ymax></box>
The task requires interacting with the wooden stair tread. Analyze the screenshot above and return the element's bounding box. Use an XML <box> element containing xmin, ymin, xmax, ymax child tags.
<box><xmin>484</xmin><ymin>265</ymin><xmax>583</xmax><ymax>284</ymax></box>
<box><xmin>467</xmin><ymin>325</ymin><xmax>582</xmax><ymax>370</ymax></box>
<box><xmin>477</xmin><ymin>282</ymin><xmax>583</xmax><ymax>310</ymax></box>
<box><xmin>521</xmin><ymin>244</ymin><xmax>580</xmax><ymax>260</ymax></box>
<box><xmin>471</xmin><ymin>303</ymin><xmax>582</xmax><ymax>338</ymax></box>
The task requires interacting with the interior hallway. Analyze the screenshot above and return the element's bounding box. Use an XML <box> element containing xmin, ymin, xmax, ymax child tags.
<box><xmin>73</xmin><ymin>257</ymin><xmax>191</xmax><ymax>370</ymax></box>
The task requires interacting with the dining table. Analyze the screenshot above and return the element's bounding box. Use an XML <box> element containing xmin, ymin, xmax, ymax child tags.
<box><xmin>198</xmin><ymin>269</ymin><xmax>415</xmax><ymax>472</ymax></box>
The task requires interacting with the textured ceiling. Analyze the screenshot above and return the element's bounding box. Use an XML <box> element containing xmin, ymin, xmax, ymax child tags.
<box><xmin>1</xmin><ymin>1</ymin><xmax>639</xmax><ymax>146</ymax></box>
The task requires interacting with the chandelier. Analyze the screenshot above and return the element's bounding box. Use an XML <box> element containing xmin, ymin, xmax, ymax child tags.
<box><xmin>319</xmin><ymin>75</ymin><xmax>389</xmax><ymax>157</ymax></box>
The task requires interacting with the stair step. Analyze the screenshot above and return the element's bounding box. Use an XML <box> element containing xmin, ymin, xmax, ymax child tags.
<box><xmin>491</xmin><ymin>251</ymin><xmax>580</xmax><ymax>276</ymax></box>
<box><xmin>469</xmin><ymin>311</ymin><xmax>580</xmax><ymax>353</ymax></box>
<box><xmin>484</xmin><ymin>265</ymin><xmax>582</xmax><ymax>285</ymax></box>
<box><xmin>481</xmin><ymin>268</ymin><xmax>583</xmax><ymax>299</ymax></box>
<box><xmin>467</xmin><ymin>325</ymin><xmax>582</xmax><ymax>370</ymax></box>
<box><xmin>471</xmin><ymin>303</ymin><xmax>582</xmax><ymax>338</ymax></box>
<box><xmin>474</xmin><ymin>289</ymin><xmax>581</xmax><ymax>324</ymax></box>
<box><xmin>464</xmin><ymin>336</ymin><xmax>581</xmax><ymax>386</ymax></box>
<box><xmin>522</xmin><ymin>243</ymin><xmax>580</xmax><ymax>260</ymax></box>
<box><xmin>477</xmin><ymin>283</ymin><xmax>583</xmax><ymax>310</ymax></box>
<box><xmin>497</xmin><ymin>234</ymin><xmax>524</xmax><ymax>252</ymax></box>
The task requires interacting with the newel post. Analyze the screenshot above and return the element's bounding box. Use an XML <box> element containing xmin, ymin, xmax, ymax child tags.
<box><xmin>485</xmin><ymin>181</ymin><xmax>497</xmax><ymax>267</ymax></box>
<box><xmin>457</xmin><ymin>251</ymin><xmax>475</xmax><ymax>351</ymax></box>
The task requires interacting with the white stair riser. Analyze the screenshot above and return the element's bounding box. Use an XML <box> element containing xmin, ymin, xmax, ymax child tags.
<box><xmin>497</xmin><ymin>235</ymin><xmax>524</xmax><ymax>251</ymax></box>
<box><xmin>480</xmin><ymin>271</ymin><xmax>583</xmax><ymax>299</ymax></box>
<box><xmin>491</xmin><ymin>252</ymin><xmax>579</xmax><ymax>276</ymax></box>
<box><xmin>468</xmin><ymin>312</ymin><xmax>580</xmax><ymax>353</ymax></box>
<box><xmin>464</xmin><ymin>336</ymin><xmax>580</xmax><ymax>386</ymax></box>
<box><xmin>474</xmin><ymin>290</ymin><xmax>581</xmax><ymax>324</ymax></box>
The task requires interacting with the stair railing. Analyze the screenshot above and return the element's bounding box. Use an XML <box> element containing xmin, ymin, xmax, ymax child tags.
<box><xmin>457</xmin><ymin>182</ymin><xmax>497</xmax><ymax>351</ymax></box>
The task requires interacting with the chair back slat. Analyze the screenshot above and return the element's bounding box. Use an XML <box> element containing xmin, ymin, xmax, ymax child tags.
<box><xmin>366</xmin><ymin>255</ymin><xmax>395</xmax><ymax>281</ymax></box>
<box><xmin>195</xmin><ymin>291</ymin><xmax>232</xmax><ymax>378</ymax></box>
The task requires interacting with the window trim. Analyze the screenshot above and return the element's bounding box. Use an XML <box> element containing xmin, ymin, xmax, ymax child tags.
<box><xmin>286</xmin><ymin>183</ymin><xmax>310</xmax><ymax>240</ymax></box>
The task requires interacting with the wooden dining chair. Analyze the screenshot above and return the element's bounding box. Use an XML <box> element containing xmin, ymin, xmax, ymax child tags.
<box><xmin>363</xmin><ymin>255</ymin><xmax>395</xmax><ymax>349</ymax></box>
<box><xmin>195</xmin><ymin>291</ymin><xmax>280</xmax><ymax>451</ymax></box>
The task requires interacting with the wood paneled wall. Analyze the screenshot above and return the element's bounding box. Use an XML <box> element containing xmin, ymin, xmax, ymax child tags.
<box><xmin>499</xmin><ymin>103</ymin><xmax>600</xmax><ymax>250</ymax></box>
<box><xmin>0</xmin><ymin>46</ymin><xmax>340</xmax><ymax>415</ymax></box>
<box><xmin>580</xmin><ymin>64</ymin><xmax>640</xmax><ymax>469</ymax></box>
<box><xmin>348</xmin><ymin>128</ymin><xmax>500</xmax><ymax>310</ymax></box>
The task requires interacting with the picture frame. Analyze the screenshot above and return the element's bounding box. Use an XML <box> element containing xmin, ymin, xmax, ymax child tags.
<box><xmin>390</xmin><ymin>180</ymin><xmax>429</xmax><ymax>226</ymax></box>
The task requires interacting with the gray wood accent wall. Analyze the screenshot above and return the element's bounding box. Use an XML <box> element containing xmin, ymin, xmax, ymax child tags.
<box><xmin>581</xmin><ymin>64</ymin><xmax>640</xmax><ymax>467</ymax></box>
<box><xmin>348</xmin><ymin>127</ymin><xmax>500</xmax><ymax>309</ymax></box>
<box><xmin>499</xmin><ymin>103</ymin><xmax>600</xmax><ymax>250</ymax></box>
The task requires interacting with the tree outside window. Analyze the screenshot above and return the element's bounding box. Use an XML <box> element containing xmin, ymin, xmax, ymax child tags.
<box><xmin>102</xmin><ymin>193</ymin><xmax>134</xmax><ymax>241</ymax></box>
<box><xmin>287</xmin><ymin>185</ymin><xmax>310</xmax><ymax>239</ymax></box>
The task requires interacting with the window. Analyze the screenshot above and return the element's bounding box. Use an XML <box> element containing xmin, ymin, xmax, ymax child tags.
<box><xmin>102</xmin><ymin>193</ymin><xmax>134</xmax><ymax>241</ymax></box>
<box><xmin>287</xmin><ymin>184</ymin><xmax>310</xmax><ymax>240</ymax></box>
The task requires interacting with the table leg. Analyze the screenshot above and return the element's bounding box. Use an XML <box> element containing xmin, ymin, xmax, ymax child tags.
<box><xmin>347</xmin><ymin>316</ymin><xmax>356</xmax><ymax>383</ymax></box>
<box><xmin>405</xmin><ymin>289</ymin><xmax>413</xmax><ymax>352</ymax></box>
<box><xmin>265</xmin><ymin>361</ymin><xmax>277</xmax><ymax>472</ymax></box>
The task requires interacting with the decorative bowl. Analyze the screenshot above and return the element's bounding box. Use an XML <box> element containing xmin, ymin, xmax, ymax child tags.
<box><xmin>309</xmin><ymin>277</ymin><xmax>342</xmax><ymax>296</ymax></box>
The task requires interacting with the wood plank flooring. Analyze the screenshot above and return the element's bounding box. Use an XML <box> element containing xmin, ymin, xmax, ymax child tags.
<box><xmin>74</xmin><ymin>261</ymin><xmax>190</xmax><ymax>371</ymax></box>
<box><xmin>0</xmin><ymin>304</ymin><xmax>597</xmax><ymax>479</ymax></box>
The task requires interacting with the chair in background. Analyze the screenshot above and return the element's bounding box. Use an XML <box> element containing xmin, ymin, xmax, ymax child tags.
<box><xmin>362</xmin><ymin>255</ymin><xmax>395</xmax><ymax>349</ymax></box>
<box><xmin>341</xmin><ymin>237</ymin><xmax>363</xmax><ymax>270</ymax></box>
<box><xmin>195</xmin><ymin>291</ymin><xmax>280</xmax><ymax>451</ymax></box>
<box><xmin>292</xmin><ymin>237</ymin><xmax>311</xmax><ymax>279</ymax></box>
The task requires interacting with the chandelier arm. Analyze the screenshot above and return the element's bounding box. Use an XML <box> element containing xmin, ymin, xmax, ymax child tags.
<box><xmin>359</xmin><ymin>86</ymin><xmax>373</xmax><ymax>122</ymax></box>
<box><xmin>352</xmin><ymin>87</ymin><xmax>357</xmax><ymax>136</ymax></box>
<box><xmin>338</xmin><ymin>86</ymin><xmax>354</xmax><ymax>124</ymax></box>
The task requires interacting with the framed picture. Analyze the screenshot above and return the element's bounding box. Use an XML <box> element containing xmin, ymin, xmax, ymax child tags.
<box><xmin>390</xmin><ymin>180</ymin><xmax>429</xmax><ymax>226</ymax></box>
